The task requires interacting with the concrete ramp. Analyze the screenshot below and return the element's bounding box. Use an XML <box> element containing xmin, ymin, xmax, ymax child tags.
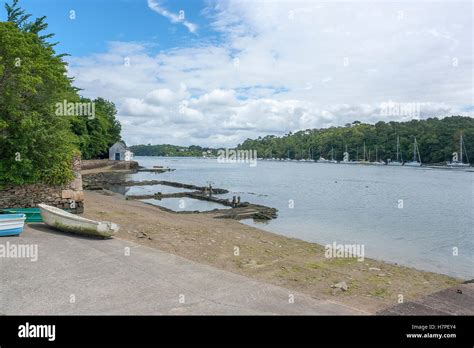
<box><xmin>0</xmin><ymin>225</ymin><xmax>365</xmax><ymax>315</ymax></box>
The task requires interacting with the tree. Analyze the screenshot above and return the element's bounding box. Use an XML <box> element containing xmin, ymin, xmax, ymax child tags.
<box><xmin>1</xmin><ymin>0</ymin><xmax>123</xmax><ymax>185</ymax></box>
<box><xmin>237</xmin><ymin>116</ymin><xmax>474</xmax><ymax>163</ymax></box>
<box><xmin>5</xmin><ymin>0</ymin><xmax>56</xmax><ymax>47</ymax></box>
<box><xmin>69</xmin><ymin>97</ymin><xmax>122</xmax><ymax>159</ymax></box>
<box><xmin>0</xmin><ymin>21</ymin><xmax>78</xmax><ymax>186</ymax></box>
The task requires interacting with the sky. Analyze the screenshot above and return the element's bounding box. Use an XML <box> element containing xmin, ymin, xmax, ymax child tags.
<box><xmin>9</xmin><ymin>0</ymin><xmax>474</xmax><ymax>147</ymax></box>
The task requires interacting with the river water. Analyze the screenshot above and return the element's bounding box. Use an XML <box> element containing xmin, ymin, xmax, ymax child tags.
<box><xmin>122</xmin><ymin>156</ymin><xmax>473</xmax><ymax>279</ymax></box>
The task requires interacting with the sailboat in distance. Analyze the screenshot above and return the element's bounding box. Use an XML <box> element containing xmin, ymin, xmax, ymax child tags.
<box><xmin>387</xmin><ymin>136</ymin><xmax>403</xmax><ymax>166</ymax></box>
<box><xmin>404</xmin><ymin>137</ymin><xmax>422</xmax><ymax>167</ymax></box>
<box><xmin>371</xmin><ymin>145</ymin><xmax>386</xmax><ymax>165</ymax></box>
<box><xmin>341</xmin><ymin>144</ymin><xmax>357</xmax><ymax>164</ymax></box>
<box><xmin>447</xmin><ymin>133</ymin><xmax>470</xmax><ymax>167</ymax></box>
<box><xmin>329</xmin><ymin>147</ymin><xmax>338</xmax><ymax>164</ymax></box>
<box><xmin>316</xmin><ymin>147</ymin><xmax>330</xmax><ymax>163</ymax></box>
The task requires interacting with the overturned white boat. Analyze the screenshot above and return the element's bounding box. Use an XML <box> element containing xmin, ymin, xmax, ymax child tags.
<box><xmin>38</xmin><ymin>204</ymin><xmax>119</xmax><ymax>238</ymax></box>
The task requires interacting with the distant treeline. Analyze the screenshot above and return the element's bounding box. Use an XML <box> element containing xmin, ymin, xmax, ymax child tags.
<box><xmin>130</xmin><ymin>144</ymin><xmax>217</xmax><ymax>157</ymax></box>
<box><xmin>237</xmin><ymin>116</ymin><xmax>474</xmax><ymax>163</ymax></box>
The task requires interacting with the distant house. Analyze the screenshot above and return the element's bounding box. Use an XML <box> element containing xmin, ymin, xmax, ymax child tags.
<box><xmin>109</xmin><ymin>141</ymin><xmax>133</xmax><ymax>161</ymax></box>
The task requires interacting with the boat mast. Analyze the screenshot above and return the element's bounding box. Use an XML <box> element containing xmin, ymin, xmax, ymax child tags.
<box><xmin>413</xmin><ymin>138</ymin><xmax>417</xmax><ymax>162</ymax></box>
<box><xmin>331</xmin><ymin>147</ymin><xmax>334</xmax><ymax>161</ymax></box>
<box><xmin>375</xmin><ymin>145</ymin><xmax>378</xmax><ymax>162</ymax></box>
<box><xmin>460</xmin><ymin>133</ymin><xmax>463</xmax><ymax>163</ymax></box>
<box><xmin>396</xmin><ymin>136</ymin><xmax>400</xmax><ymax>162</ymax></box>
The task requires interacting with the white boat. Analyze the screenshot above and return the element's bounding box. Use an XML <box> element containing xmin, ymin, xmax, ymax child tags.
<box><xmin>38</xmin><ymin>204</ymin><xmax>119</xmax><ymax>238</ymax></box>
<box><xmin>316</xmin><ymin>157</ymin><xmax>330</xmax><ymax>163</ymax></box>
<box><xmin>316</xmin><ymin>147</ymin><xmax>329</xmax><ymax>163</ymax></box>
<box><xmin>370</xmin><ymin>145</ymin><xmax>386</xmax><ymax>165</ymax></box>
<box><xmin>0</xmin><ymin>214</ymin><xmax>26</xmax><ymax>236</ymax></box>
<box><xmin>404</xmin><ymin>137</ymin><xmax>422</xmax><ymax>167</ymax></box>
<box><xmin>340</xmin><ymin>145</ymin><xmax>358</xmax><ymax>164</ymax></box>
<box><xmin>357</xmin><ymin>142</ymin><xmax>371</xmax><ymax>165</ymax></box>
<box><xmin>317</xmin><ymin>147</ymin><xmax>338</xmax><ymax>163</ymax></box>
<box><xmin>447</xmin><ymin>133</ymin><xmax>470</xmax><ymax>168</ymax></box>
<box><xmin>387</xmin><ymin>136</ymin><xmax>403</xmax><ymax>166</ymax></box>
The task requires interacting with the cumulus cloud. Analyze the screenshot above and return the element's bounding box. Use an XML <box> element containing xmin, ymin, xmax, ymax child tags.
<box><xmin>68</xmin><ymin>0</ymin><xmax>473</xmax><ymax>147</ymax></box>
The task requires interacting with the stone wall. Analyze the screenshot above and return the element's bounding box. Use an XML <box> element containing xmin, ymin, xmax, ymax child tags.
<box><xmin>0</xmin><ymin>156</ymin><xmax>84</xmax><ymax>213</ymax></box>
<box><xmin>81</xmin><ymin>159</ymin><xmax>138</xmax><ymax>170</ymax></box>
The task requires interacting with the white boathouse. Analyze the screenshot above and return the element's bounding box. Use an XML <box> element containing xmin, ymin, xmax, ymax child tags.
<box><xmin>109</xmin><ymin>141</ymin><xmax>133</xmax><ymax>161</ymax></box>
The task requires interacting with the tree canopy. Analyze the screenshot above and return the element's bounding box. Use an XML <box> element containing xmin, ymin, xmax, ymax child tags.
<box><xmin>130</xmin><ymin>144</ymin><xmax>214</xmax><ymax>157</ymax></box>
<box><xmin>237</xmin><ymin>116</ymin><xmax>474</xmax><ymax>163</ymax></box>
<box><xmin>0</xmin><ymin>0</ymin><xmax>122</xmax><ymax>186</ymax></box>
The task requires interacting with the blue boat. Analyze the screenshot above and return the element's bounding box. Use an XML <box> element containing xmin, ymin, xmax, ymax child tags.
<box><xmin>0</xmin><ymin>214</ymin><xmax>26</xmax><ymax>236</ymax></box>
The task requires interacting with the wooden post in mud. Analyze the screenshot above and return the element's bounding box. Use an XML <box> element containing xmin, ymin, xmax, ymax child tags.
<box><xmin>209</xmin><ymin>183</ymin><xmax>213</xmax><ymax>197</ymax></box>
<box><xmin>232</xmin><ymin>196</ymin><xmax>236</xmax><ymax>207</ymax></box>
<box><xmin>237</xmin><ymin>196</ymin><xmax>241</xmax><ymax>206</ymax></box>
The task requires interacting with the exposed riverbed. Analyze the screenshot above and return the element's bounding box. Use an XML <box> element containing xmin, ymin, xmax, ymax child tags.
<box><xmin>123</xmin><ymin>156</ymin><xmax>473</xmax><ymax>280</ymax></box>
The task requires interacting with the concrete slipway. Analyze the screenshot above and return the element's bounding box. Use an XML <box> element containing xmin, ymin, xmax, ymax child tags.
<box><xmin>0</xmin><ymin>224</ymin><xmax>365</xmax><ymax>315</ymax></box>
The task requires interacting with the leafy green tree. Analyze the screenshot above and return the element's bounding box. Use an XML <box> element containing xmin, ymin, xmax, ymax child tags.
<box><xmin>237</xmin><ymin>116</ymin><xmax>474</xmax><ymax>164</ymax></box>
<box><xmin>70</xmin><ymin>97</ymin><xmax>122</xmax><ymax>159</ymax></box>
<box><xmin>1</xmin><ymin>0</ymin><xmax>123</xmax><ymax>186</ymax></box>
<box><xmin>0</xmin><ymin>21</ymin><xmax>78</xmax><ymax>185</ymax></box>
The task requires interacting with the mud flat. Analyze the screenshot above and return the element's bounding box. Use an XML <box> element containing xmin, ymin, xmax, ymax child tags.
<box><xmin>81</xmin><ymin>185</ymin><xmax>463</xmax><ymax>314</ymax></box>
<box><xmin>83</xmin><ymin>171</ymin><xmax>277</xmax><ymax>221</ymax></box>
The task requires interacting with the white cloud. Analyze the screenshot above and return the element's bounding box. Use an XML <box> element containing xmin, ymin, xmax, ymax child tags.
<box><xmin>68</xmin><ymin>0</ymin><xmax>473</xmax><ymax>147</ymax></box>
<box><xmin>147</xmin><ymin>0</ymin><xmax>198</xmax><ymax>33</ymax></box>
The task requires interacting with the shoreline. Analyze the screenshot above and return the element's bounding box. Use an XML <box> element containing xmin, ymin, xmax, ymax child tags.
<box><xmin>80</xmin><ymin>166</ymin><xmax>463</xmax><ymax>313</ymax></box>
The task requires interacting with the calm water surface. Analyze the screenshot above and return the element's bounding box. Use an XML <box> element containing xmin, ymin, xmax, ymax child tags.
<box><xmin>124</xmin><ymin>156</ymin><xmax>473</xmax><ymax>279</ymax></box>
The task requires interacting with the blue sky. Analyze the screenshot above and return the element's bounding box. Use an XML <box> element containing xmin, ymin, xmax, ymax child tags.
<box><xmin>16</xmin><ymin>0</ymin><xmax>217</xmax><ymax>57</ymax></box>
<box><xmin>3</xmin><ymin>0</ymin><xmax>473</xmax><ymax>146</ymax></box>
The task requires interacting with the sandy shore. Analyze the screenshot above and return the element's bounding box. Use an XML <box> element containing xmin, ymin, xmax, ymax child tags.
<box><xmin>81</xmin><ymin>187</ymin><xmax>461</xmax><ymax>314</ymax></box>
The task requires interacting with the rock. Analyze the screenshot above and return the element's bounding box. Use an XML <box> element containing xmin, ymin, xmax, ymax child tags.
<box><xmin>331</xmin><ymin>281</ymin><xmax>348</xmax><ymax>291</ymax></box>
<box><xmin>369</xmin><ymin>267</ymin><xmax>381</xmax><ymax>271</ymax></box>
<box><xmin>72</xmin><ymin>191</ymin><xmax>84</xmax><ymax>202</ymax></box>
<box><xmin>377</xmin><ymin>273</ymin><xmax>386</xmax><ymax>277</ymax></box>
<box><xmin>61</xmin><ymin>190</ymin><xmax>74</xmax><ymax>199</ymax></box>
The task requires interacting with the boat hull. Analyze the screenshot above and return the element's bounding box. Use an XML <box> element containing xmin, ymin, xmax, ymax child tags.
<box><xmin>0</xmin><ymin>214</ymin><xmax>26</xmax><ymax>236</ymax></box>
<box><xmin>2</xmin><ymin>208</ymin><xmax>43</xmax><ymax>223</ymax></box>
<box><xmin>38</xmin><ymin>204</ymin><xmax>119</xmax><ymax>238</ymax></box>
<box><xmin>446</xmin><ymin>162</ymin><xmax>470</xmax><ymax>168</ymax></box>
<box><xmin>404</xmin><ymin>162</ymin><xmax>422</xmax><ymax>167</ymax></box>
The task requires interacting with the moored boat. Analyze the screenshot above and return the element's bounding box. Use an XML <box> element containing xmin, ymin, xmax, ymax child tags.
<box><xmin>387</xmin><ymin>136</ymin><xmax>403</xmax><ymax>166</ymax></box>
<box><xmin>38</xmin><ymin>204</ymin><xmax>119</xmax><ymax>238</ymax></box>
<box><xmin>404</xmin><ymin>137</ymin><xmax>422</xmax><ymax>167</ymax></box>
<box><xmin>370</xmin><ymin>145</ymin><xmax>386</xmax><ymax>165</ymax></box>
<box><xmin>340</xmin><ymin>145</ymin><xmax>358</xmax><ymax>164</ymax></box>
<box><xmin>447</xmin><ymin>133</ymin><xmax>470</xmax><ymax>168</ymax></box>
<box><xmin>0</xmin><ymin>214</ymin><xmax>26</xmax><ymax>236</ymax></box>
<box><xmin>2</xmin><ymin>208</ymin><xmax>43</xmax><ymax>223</ymax></box>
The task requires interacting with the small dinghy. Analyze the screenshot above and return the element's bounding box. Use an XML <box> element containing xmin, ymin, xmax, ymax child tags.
<box><xmin>2</xmin><ymin>208</ymin><xmax>43</xmax><ymax>223</ymax></box>
<box><xmin>0</xmin><ymin>214</ymin><xmax>26</xmax><ymax>236</ymax></box>
<box><xmin>38</xmin><ymin>204</ymin><xmax>119</xmax><ymax>238</ymax></box>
